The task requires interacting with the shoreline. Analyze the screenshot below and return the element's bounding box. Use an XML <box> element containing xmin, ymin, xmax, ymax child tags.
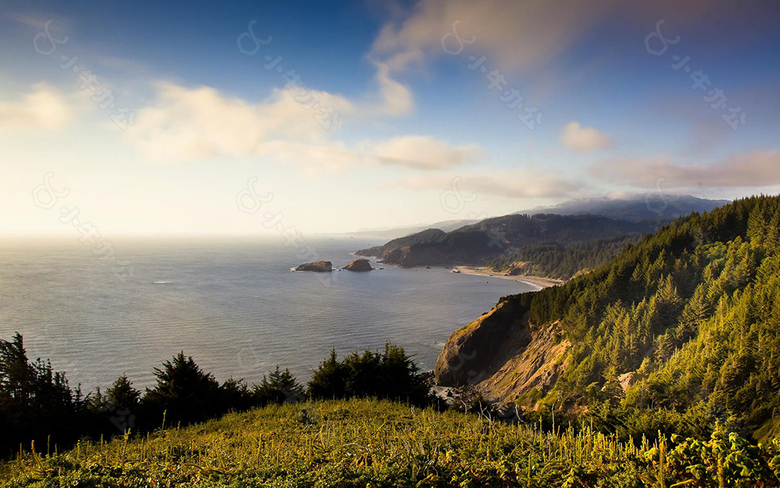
<box><xmin>352</xmin><ymin>256</ymin><xmax>563</xmax><ymax>290</ymax></box>
<box><xmin>452</xmin><ymin>266</ymin><xmax>563</xmax><ymax>290</ymax></box>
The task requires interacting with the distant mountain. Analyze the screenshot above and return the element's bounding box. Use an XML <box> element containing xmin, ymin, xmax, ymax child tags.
<box><xmin>356</xmin><ymin>214</ymin><xmax>658</xmax><ymax>267</ymax></box>
<box><xmin>347</xmin><ymin>194</ymin><xmax>728</xmax><ymax>240</ymax></box>
<box><xmin>518</xmin><ymin>194</ymin><xmax>729</xmax><ymax>222</ymax></box>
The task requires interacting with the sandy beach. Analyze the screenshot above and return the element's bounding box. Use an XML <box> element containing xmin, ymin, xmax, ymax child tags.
<box><xmin>452</xmin><ymin>266</ymin><xmax>563</xmax><ymax>290</ymax></box>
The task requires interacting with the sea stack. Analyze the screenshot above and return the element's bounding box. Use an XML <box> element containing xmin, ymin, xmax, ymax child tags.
<box><xmin>295</xmin><ymin>260</ymin><xmax>333</xmax><ymax>272</ymax></box>
<box><xmin>342</xmin><ymin>258</ymin><xmax>373</xmax><ymax>271</ymax></box>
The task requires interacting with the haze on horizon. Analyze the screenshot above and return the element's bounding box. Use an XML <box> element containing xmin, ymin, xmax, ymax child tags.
<box><xmin>2</xmin><ymin>0</ymin><xmax>779</xmax><ymax>237</ymax></box>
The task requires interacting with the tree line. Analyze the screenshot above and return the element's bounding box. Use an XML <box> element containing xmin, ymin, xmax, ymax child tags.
<box><xmin>488</xmin><ymin>233</ymin><xmax>644</xmax><ymax>280</ymax></box>
<box><xmin>0</xmin><ymin>338</ymin><xmax>431</xmax><ymax>458</ymax></box>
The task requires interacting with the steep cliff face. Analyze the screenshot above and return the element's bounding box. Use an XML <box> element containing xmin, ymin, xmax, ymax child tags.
<box><xmin>434</xmin><ymin>300</ymin><xmax>570</xmax><ymax>404</ymax></box>
<box><xmin>476</xmin><ymin>322</ymin><xmax>570</xmax><ymax>404</ymax></box>
<box><xmin>435</xmin><ymin>300</ymin><xmax>530</xmax><ymax>386</ymax></box>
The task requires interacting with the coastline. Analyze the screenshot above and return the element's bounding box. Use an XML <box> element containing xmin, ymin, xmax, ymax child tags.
<box><xmin>350</xmin><ymin>254</ymin><xmax>563</xmax><ymax>290</ymax></box>
<box><xmin>452</xmin><ymin>266</ymin><xmax>563</xmax><ymax>290</ymax></box>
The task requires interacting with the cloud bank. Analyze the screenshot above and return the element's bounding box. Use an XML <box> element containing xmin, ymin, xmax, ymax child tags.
<box><xmin>591</xmin><ymin>151</ymin><xmax>780</xmax><ymax>188</ymax></box>
<box><xmin>394</xmin><ymin>169</ymin><xmax>586</xmax><ymax>199</ymax></box>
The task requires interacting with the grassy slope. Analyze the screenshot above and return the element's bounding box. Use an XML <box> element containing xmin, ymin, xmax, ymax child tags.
<box><xmin>3</xmin><ymin>399</ymin><xmax>780</xmax><ymax>487</ymax></box>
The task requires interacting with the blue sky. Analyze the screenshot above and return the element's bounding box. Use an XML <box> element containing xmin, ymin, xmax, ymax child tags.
<box><xmin>1</xmin><ymin>0</ymin><xmax>779</xmax><ymax>236</ymax></box>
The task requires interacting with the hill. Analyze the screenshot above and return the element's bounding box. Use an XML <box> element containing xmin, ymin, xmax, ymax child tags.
<box><xmin>356</xmin><ymin>214</ymin><xmax>657</xmax><ymax>268</ymax></box>
<box><xmin>346</xmin><ymin>194</ymin><xmax>728</xmax><ymax>240</ymax></box>
<box><xmin>519</xmin><ymin>194</ymin><xmax>729</xmax><ymax>222</ymax></box>
<box><xmin>435</xmin><ymin>195</ymin><xmax>780</xmax><ymax>442</ymax></box>
<box><xmin>355</xmin><ymin>228</ymin><xmax>446</xmax><ymax>260</ymax></box>
<box><xmin>488</xmin><ymin>234</ymin><xmax>645</xmax><ymax>281</ymax></box>
<box><xmin>4</xmin><ymin>398</ymin><xmax>780</xmax><ymax>487</ymax></box>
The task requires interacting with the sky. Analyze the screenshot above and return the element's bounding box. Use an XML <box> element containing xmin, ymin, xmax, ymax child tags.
<box><xmin>1</xmin><ymin>0</ymin><xmax>780</xmax><ymax>237</ymax></box>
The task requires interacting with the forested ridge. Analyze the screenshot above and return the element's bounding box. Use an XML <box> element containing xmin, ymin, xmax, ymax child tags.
<box><xmin>488</xmin><ymin>234</ymin><xmax>644</xmax><ymax>280</ymax></box>
<box><xmin>356</xmin><ymin>214</ymin><xmax>657</xmax><ymax>267</ymax></box>
<box><xmin>502</xmin><ymin>195</ymin><xmax>780</xmax><ymax>441</ymax></box>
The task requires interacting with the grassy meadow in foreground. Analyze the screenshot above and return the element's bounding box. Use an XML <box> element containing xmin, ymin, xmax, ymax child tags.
<box><xmin>3</xmin><ymin>398</ymin><xmax>780</xmax><ymax>487</ymax></box>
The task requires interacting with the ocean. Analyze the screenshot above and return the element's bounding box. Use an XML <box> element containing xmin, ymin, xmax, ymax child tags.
<box><xmin>0</xmin><ymin>236</ymin><xmax>535</xmax><ymax>392</ymax></box>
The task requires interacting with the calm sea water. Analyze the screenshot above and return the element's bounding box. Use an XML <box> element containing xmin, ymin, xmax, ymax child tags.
<box><xmin>0</xmin><ymin>236</ymin><xmax>535</xmax><ymax>392</ymax></box>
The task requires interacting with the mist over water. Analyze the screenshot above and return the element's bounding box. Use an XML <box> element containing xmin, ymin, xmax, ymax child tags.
<box><xmin>0</xmin><ymin>236</ymin><xmax>533</xmax><ymax>392</ymax></box>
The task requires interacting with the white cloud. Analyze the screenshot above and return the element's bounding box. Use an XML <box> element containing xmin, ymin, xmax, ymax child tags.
<box><xmin>590</xmin><ymin>151</ymin><xmax>780</xmax><ymax>188</ymax></box>
<box><xmin>120</xmin><ymin>52</ymin><xmax>488</xmax><ymax>178</ymax></box>
<box><xmin>126</xmin><ymin>80</ymin><xmax>475</xmax><ymax>174</ymax></box>
<box><xmin>128</xmin><ymin>59</ymin><xmax>415</xmax><ymax>164</ymax></box>
<box><xmin>256</xmin><ymin>136</ymin><xmax>481</xmax><ymax>176</ymax></box>
<box><xmin>0</xmin><ymin>83</ymin><xmax>70</xmax><ymax>130</ymax></box>
<box><xmin>561</xmin><ymin>121</ymin><xmax>610</xmax><ymax>153</ymax></box>
<box><xmin>372</xmin><ymin>135</ymin><xmax>481</xmax><ymax>169</ymax></box>
<box><xmin>128</xmin><ymin>82</ymin><xmax>354</xmax><ymax>161</ymax></box>
<box><xmin>392</xmin><ymin>169</ymin><xmax>586</xmax><ymax>199</ymax></box>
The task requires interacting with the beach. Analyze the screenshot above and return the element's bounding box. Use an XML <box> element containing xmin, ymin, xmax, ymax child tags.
<box><xmin>452</xmin><ymin>266</ymin><xmax>564</xmax><ymax>290</ymax></box>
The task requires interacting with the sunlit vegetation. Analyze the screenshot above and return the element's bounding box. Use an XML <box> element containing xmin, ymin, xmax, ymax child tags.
<box><xmin>505</xmin><ymin>195</ymin><xmax>780</xmax><ymax>443</ymax></box>
<box><xmin>3</xmin><ymin>398</ymin><xmax>780</xmax><ymax>487</ymax></box>
<box><xmin>488</xmin><ymin>233</ymin><xmax>644</xmax><ymax>280</ymax></box>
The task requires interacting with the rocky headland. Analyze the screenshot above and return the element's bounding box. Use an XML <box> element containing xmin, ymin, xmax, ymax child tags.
<box><xmin>294</xmin><ymin>260</ymin><xmax>333</xmax><ymax>272</ymax></box>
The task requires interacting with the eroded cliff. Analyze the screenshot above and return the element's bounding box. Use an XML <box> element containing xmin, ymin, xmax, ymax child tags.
<box><xmin>434</xmin><ymin>300</ymin><xmax>570</xmax><ymax>405</ymax></box>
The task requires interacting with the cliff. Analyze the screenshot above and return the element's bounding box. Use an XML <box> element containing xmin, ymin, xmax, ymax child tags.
<box><xmin>434</xmin><ymin>299</ymin><xmax>569</xmax><ymax>404</ymax></box>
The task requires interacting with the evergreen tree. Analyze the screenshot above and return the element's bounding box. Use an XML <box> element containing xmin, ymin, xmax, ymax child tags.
<box><xmin>254</xmin><ymin>367</ymin><xmax>304</xmax><ymax>405</ymax></box>
<box><xmin>144</xmin><ymin>352</ymin><xmax>221</xmax><ymax>425</ymax></box>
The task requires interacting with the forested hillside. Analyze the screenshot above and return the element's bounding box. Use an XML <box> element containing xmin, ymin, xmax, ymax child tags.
<box><xmin>436</xmin><ymin>195</ymin><xmax>780</xmax><ymax>442</ymax></box>
<box><xmin>488</xmin><ymin>234</ymin><xmax>644</xmax><ymax>280</ymax></box>
<box><xmin>519</xmin><ymin>194</ymin><xmax>728</xmax><ymax>222</ymax></box>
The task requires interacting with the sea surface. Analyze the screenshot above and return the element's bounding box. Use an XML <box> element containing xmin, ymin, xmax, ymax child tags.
<box><xmin>0</xmin><ymin>236</ymin><xmax>535</xmax><ymax>392</ymax></box>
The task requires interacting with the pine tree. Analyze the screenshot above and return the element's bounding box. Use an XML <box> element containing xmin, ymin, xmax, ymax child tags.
<box><xmin>254</xmin><ymin>366</ymin><xmax>303</xmax><ymax>405</ymax></box>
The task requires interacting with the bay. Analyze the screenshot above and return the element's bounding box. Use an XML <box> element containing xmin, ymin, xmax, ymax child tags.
<box><xmin>0</xmin><ymin>236</ymin><xmax>535</xmax><ymax>392</ymax></box>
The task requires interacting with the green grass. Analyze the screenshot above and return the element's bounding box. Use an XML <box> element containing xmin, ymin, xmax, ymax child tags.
<box><xmin>3</xmin><ymin>398</ymin><xmax>779</xmax><ymax>487</ymax></box>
